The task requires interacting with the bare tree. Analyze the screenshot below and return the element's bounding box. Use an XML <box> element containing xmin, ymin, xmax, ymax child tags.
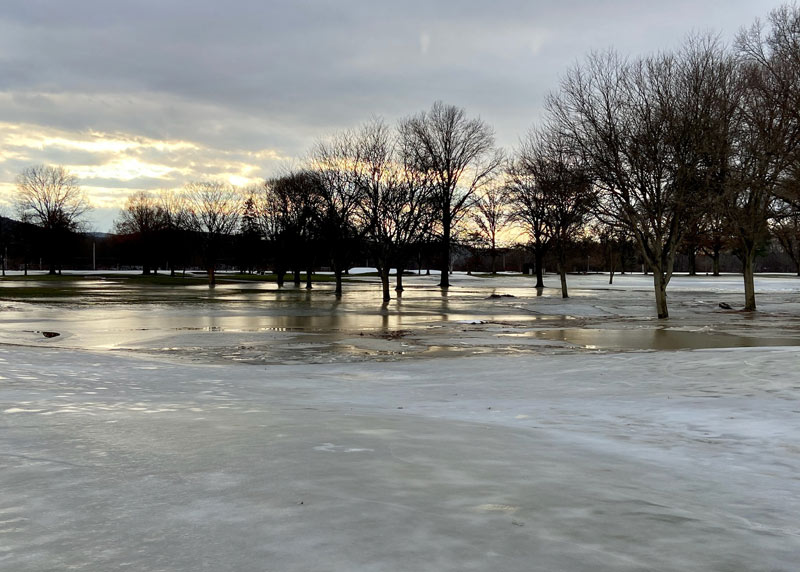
<box><xmin>549</xmin><ymin>39</ymin><xmax>738</xmax><ymax>317</ymax></box>
<box><xmin>310</xmin><ymin>130</ymin><xmax>367</xmax><ymax>296</ymax></box>
<box><xmin>262</xmin><ymin>171</ymin><xmax>323</xmax><ymax>288</ymax></box>
<box><xmin>399</xmin><ymin>102</ymin><xmax>503</xmax><ymax>288</ymax></box>
<box><xmin>14</xmin><ymin>165</ymin><xmax>91</xmax><ymax>274</ymax></box>
<box><xmin>184</xmin><ymin>181</ymin><xmax>242</xmax><ymax>287</ymax></box>
<box><xmin>158</xmin><ymin>190</ymin><xmax>191</xmax><ymax>276</ymax></box>
<box><xmin>114</xmin><ymin>191</ymin><xmax>167</xmax><ymax>275</ymax></box>
<box><xmin>505</xmin><ymin>158</ymin><xmax>552</xmax><ymax>288</ymax></box>
<box><xmin>732</xmin><ymin>6</ymin><xmax>800</xmax><ymax>310</ymax></box>
<box><xmin>772</xmin><ymin>201</ymin><xmax>800</xmax><ymax>275</ymax></box>
<box><xmin>516</xmin><ymin>127</ymin><xmax>596</xmax><ymax>298</ymax></box>
<box><xmin>471</xmin><ymin>185</ymin><xmax>510</xmax><ymax>275</ymax></box>
<box><xmin>352</xmin><ymin>118</ymin><xmax>437</xmax><ymax>301</ymax></box>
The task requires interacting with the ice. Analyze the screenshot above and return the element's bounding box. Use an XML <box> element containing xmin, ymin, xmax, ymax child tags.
<box><xmin>1</xmin><ymin>272</ymin><xmax>799</xmax><ymax>570</ymax></box>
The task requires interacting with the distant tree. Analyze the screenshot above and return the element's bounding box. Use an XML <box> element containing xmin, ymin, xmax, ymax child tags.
<box><xmin>310</xmin><ymin>131</ymin><xmax>367</xmax><ymax>296</ymax></box>
<box><xmin>471</xmin><ymin>185</ymin><xmax>510</xmax><ymax>275</ymax></box>
<box><xmin>771</xmin><ymin>201</ymin><xmax>800</xmax><ymax>275</ymax></box>
<box><xmin>263</xmin><ymin>171</ymin><xmax>323</xmax><ymax>288</ymax></box>
<box><xmin>399</xmin><ymin>102</ymin><xmax>503</xmax><ymax>288</ymax></box>
<box><xmin>114</xmin><ymin>191</ymin><xmax>167</xmax><ymax>275</ymax></box>
<box><xmin>14</xmin><ymin>165</ymin><xmax>91</xmax><ymax>274</ymax></box>
<box><xmin>590</xmin><ymin>220</ymin><xmax>625</xmax><ymax>284</ymax></box>
<box><xmin>237</xmin><ymin>192</ymin><xmax>264</xmax><ymax>274</ymax></box>
<box><xmin>252</xmin><ymin>179</ymin><xmax>290</xmax><ymax>285</ymax></box>
<box><xmin>505</xmin><ymin>158</ymin><xmax>552</xmax><ymax>288</ymax></box>
<box><xmin>158</xmin><ymin>190</ymin><xmax>191</xmax><ymax>276</ymax></box>
<box><xmin>516</xmin><ymin>127</ymin><xmax>595</xmax><ymax>298</ymax></box>
<box><xmin>352</xmin><ymin>118</ymin><xmax>437</xmax><ymax>301</ymax></box>
<box><xmin>184</xmin><ymin>181</ymin><xmax>242</xmax><ymax>287</ymax></box>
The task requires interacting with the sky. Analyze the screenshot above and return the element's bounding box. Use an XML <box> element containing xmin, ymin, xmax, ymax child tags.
<box><xmin>0</xmin><ymin>0</ymin><xmax>784</xmax><ymax>232</ymax></box>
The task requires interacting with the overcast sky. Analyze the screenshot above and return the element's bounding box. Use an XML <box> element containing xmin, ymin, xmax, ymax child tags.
<box><xmin>0</xmin><ymin>0</ymin><xmax>783</xmax><ymax>231</ymax></box>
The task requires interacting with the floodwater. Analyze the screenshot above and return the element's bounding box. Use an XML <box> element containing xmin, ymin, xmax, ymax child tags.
<box><xmin>505</xmin><ymin>327</ymin><xmax>800</xmax><ymax>350</ymax></box>
<box><xmin>2</xmin><ymin>274</ymin><xmax>800</xmax><ymax>363</ymax></box>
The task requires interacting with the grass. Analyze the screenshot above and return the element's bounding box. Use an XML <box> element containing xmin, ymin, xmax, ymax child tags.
<box><xmin>0</xmin><ymin>271</ymin><xmax>350</xmax><ymax>302</ymax></box>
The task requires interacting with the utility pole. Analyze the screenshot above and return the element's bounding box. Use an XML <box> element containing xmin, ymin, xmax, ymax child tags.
<box><xmin>92</xmin><ymin>241</ymin><xmax>96</xmax><ymax>271</ymax></box>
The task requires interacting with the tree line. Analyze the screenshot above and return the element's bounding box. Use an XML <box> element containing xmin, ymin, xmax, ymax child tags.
<box><xmin>5</xmin><ymin>5</ymin><xmax>800</xmax><ymax>317</ymax></box>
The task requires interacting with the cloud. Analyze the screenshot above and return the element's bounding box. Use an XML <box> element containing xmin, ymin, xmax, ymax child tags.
<box><xmin>0</xmin><ymin>0</ymin><xmax>781</xmax><ymax>232</ymax></box>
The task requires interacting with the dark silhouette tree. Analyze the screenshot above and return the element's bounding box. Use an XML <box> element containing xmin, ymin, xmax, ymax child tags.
<box><xmin>471</xmin><ymin>185</ymin><xmax>510</xmax><ymax>275</ymax></box>
<box><xmin>114</xmin><ymin>191</ymin><xmax>167</xmax><ymax>275</ymax></box>
<box><xmin>505</xmin><ymin>158</ymin><xmax>553</xmax><ymax>289</ymax></box>
<box><xmin>262</xmin><ymin>172</ymin><xmax>323</xmax><ymax>289</ymax></box>
<box><xmin>310</xmin><ymin>131</ymin><xmax>367</xmax><ymax>296</ymax></box>
<box><xmin>352</xmin><ymin>118</ymin><xmax>437</xmax><ymax>301</ymax></box>
<box><xmin>399</xmin><ymin>102</ymin><xmax>503</xmax><ymax>288</ymax></box>
<box><xmin>14</xmin><ymin>165</ymin><xmax>91</xmax><ymax>275</ymax></box>
<box><xmin>184</xmin><ymin>181</ymin><xmax>241</xmax><ymax>287</ymax></box>
<box><xmin>516</xmin><ymin>127</ymin><xmax>596</xmax><ymax>298</ymax></box>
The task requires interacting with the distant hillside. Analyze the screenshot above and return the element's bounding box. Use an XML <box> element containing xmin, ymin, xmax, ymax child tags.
<box><xmin>0</xmin><ymin>216</ymin><xmax>108</xmax><ymax>238</ymax></box>
<box><xmin>0</xmin><ymin>215</ymin><xmax>33</xmax><ymax>236</ymax></box>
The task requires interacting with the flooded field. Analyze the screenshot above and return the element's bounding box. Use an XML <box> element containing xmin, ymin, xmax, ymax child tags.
<box><xmin>3</xmin><ymin>272</ymin><xmax>800</xmax><ymax>572</ymax></box>
<box><xmin>2</xmin><ymin>272</ymin><xmax>800</xmax><ymax>363</ymax></box>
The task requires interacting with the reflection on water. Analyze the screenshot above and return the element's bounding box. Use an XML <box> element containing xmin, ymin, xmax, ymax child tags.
<box><xmin>515</xmin><ymin>328</ymin><xmax>800</xmax><ymax>350</ymax></box>
<box><xmin>2</xmin><ymin>277</ymin><xmax>800</xmax><ymax>362</ymax></box>
<box><xmin>0</xmin><ymin>281</ymin><xmax>538</xmax><ymax>349</ymax></box>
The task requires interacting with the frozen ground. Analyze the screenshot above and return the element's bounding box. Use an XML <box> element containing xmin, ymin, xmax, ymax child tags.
<box><xmin>1</xmin><ymin>272</ymin><xmax>800</xmax><ymax>570</ymax></box>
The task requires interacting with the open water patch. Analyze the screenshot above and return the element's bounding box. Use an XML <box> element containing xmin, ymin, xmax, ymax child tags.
<box><xmin>504</xmin><ymin>328</ymin><xmax>800</xmax><ymax>350</ymax></box>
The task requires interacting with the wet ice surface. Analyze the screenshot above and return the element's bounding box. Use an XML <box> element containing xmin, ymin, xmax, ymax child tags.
<box><xmin>2</xmin><ymin>272</ymin><xmax>800</xmax><ymax>364</ymax></box>
<box><xmin>2</xmin><ymin>272</ymin><xmax>800</xmax><ymax>570</ymax></box>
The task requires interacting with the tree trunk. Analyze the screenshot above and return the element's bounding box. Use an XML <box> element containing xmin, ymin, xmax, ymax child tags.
<box><xmin>534</xmin><ymin>247</ymin><xmax>544</xmax><ymax>289</ymax></box>
<box><xmin>208</xmin><ymin>267</ymin><xmax>216</xmax><ymax>288</ymax></box>
<box><xmin>305</xmin><ymin>266</ymin><xmax>313</xmax><ymax>290</ymax></box>
<box><xmin>379</xmin><ymin>265</ymin><xmax>391</xmax><ymax>302</ymax></box>
<box><xmin>712</xmin><ymin>248</ymin><xmax>721</xmax><ymax>277</ymax></box>
<box><xmin>607</xmin><ymin>242</ymin><xmax>615</xmax><ymax>284</ymax></box>
<box><xmin>293</xmin><ymin>269</ymin><xmax>301</xmax><ymax>287</ymax></box>
<box><xmin>439</xmin><ymin>219</ymin><xmax>451</xmax><ymax>288</ymax></box>
<box><xmin>687</xmin><ymin>246</ymin><xmax>697</xmax><ymax>276</ymax></box>
<box><xmin>395</xmin><ymin>266</ymin><xmax>404</xmax><ymax>293</ymax></box>
<box><xmin>742</xmin><ymin>247</ymin><xmax>757</xmax><ymax>311</ymax></box>
<box><xmin>653</xmin><ymin>271</ymin><xmax>669</xmax><ymax>319</ymax></box>
<box><xmin>334</xmin><ymin>268</ymin><xmax>343</xmax><ymax>297</ymax></box>
<box><xmin>276</xmin><ymin>268</ymin><xmax>285</xmax><ymax>288</ymax></box>
<box><xmin>557</xmin><ymin>248</ymin><xmax>569</xmax><ymax>298</ymax></box>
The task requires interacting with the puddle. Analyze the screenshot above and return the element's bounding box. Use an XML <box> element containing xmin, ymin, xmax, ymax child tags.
<box><xmin>509</xmin><ymin>328</ymin><xmax>800</xmax><ymax>350</ymax></box>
